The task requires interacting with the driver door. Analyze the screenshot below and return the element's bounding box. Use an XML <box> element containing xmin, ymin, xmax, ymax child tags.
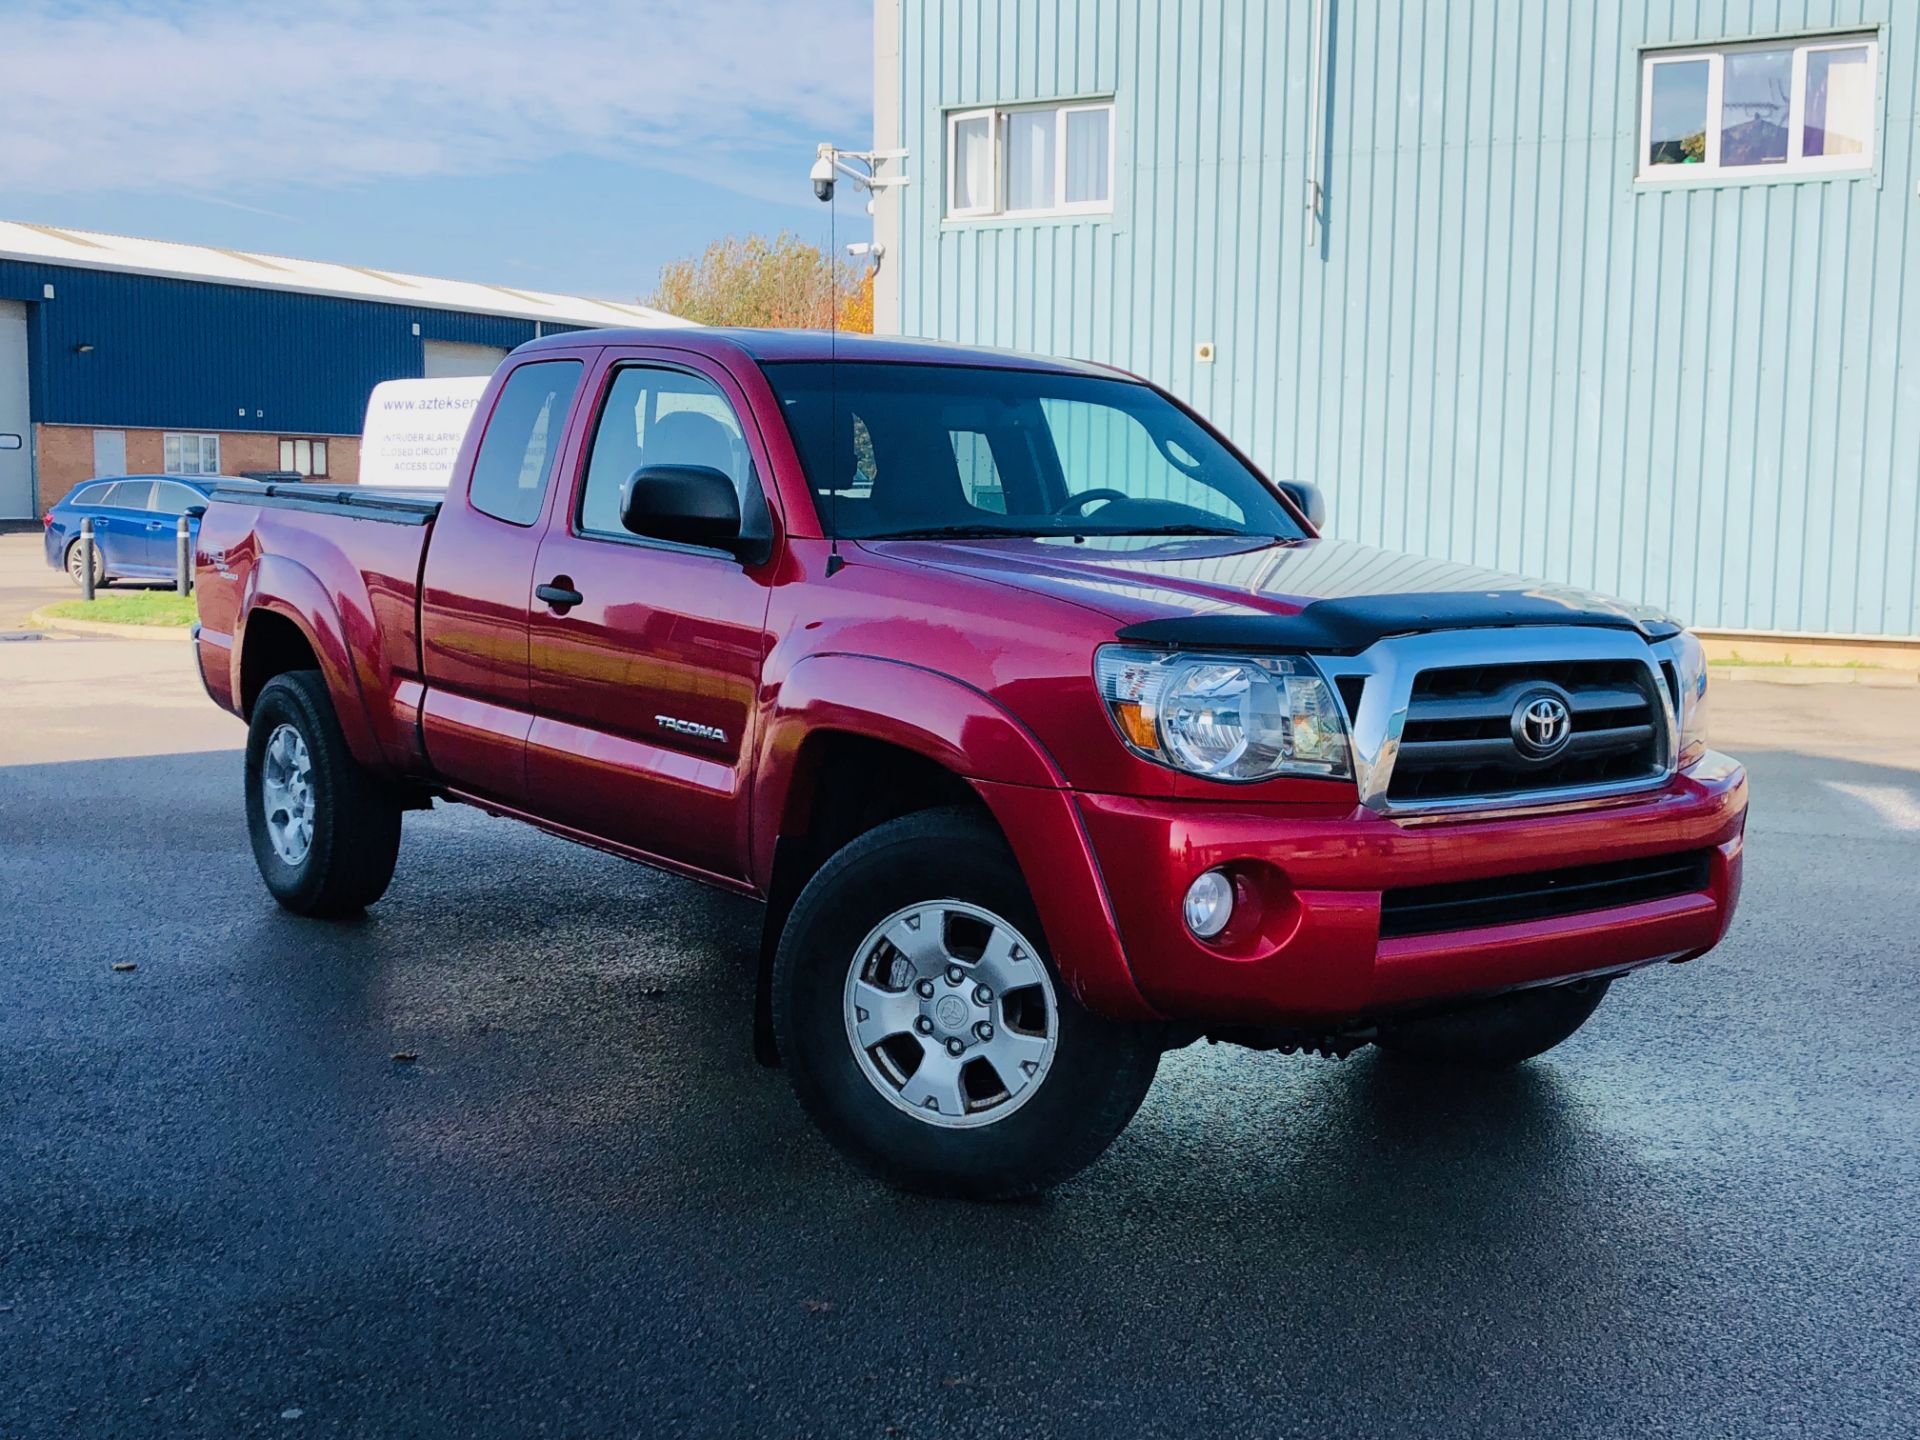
<box><xmin>523</xmin><ymin>352</ymin><xmax>778</xmax><ymax>882</ymax></box>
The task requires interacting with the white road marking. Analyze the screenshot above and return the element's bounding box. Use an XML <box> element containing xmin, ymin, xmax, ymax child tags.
<box><xmin>1825</xmin><ymin>781</ymin><xmax>1920</xmax><ymax>832</ymax></box>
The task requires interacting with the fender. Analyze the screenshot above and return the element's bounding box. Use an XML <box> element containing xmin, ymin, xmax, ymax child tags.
<box><xmin>234</xmin><ymin>552</ymin><xmax>395</xmax><ymax>776</ymax></box>
<box><xmin>752</xmin><ymin>653</ymin><xmax>1162</xmax><ymax>1021</ymax></box>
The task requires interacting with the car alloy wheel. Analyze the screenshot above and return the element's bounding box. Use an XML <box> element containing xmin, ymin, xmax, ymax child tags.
<box><xmin>842</xmin><ymin>900</ymin><xmax>1059</xmax><ymax>1128</ymax></box>
<box><xmin>259</xmin><ymin>722</ymin><xmax>316</xmax><ymax>866</ymax></box>
<box><xmin>67</xmin><ymin>542</ymin><xmax>98</xmax><ymax>587</ymax></box>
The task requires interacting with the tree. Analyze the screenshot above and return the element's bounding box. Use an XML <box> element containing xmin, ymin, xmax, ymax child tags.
<box><xmin>838</xmin><ymin>268</ymin><xmax>875</xmax><ymax>334</ymax></box>
<box><xmin>647</xmin><ymin>232</ymin><xmax>874</xmax><ymax>333</ymax></box>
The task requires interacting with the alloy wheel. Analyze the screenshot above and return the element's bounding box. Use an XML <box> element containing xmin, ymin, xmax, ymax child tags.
<box><xmin>260</xmin><ymin>723</ymin><xmax>316</xmax><ymax>866</ymax></box>
<box><xmin>842</xmin><ymin>900</ymin><xmax>1059</xmax><ymax>1128</ymax></box>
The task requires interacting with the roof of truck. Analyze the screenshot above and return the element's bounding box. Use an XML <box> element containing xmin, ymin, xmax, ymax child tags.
<box><xmin>517</xmin><ymin>326</ymin><xmax>1136</xmax><ymax>377</ymax></box>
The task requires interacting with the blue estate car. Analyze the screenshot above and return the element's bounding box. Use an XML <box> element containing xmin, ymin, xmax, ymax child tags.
<box><xmin>42</xmin><ymin>474</ymin><xmax>233</xmax><ymax>587</ymax></box>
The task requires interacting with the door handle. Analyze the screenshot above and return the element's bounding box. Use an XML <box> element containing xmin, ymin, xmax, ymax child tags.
<box><xmin>535</xmin><ymin>580</ymin><xmax>584</xmax><ymax>609</ymax></box>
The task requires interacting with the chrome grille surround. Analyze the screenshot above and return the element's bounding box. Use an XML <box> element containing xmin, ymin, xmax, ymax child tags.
<box><xmin>1312</xmin><ymin>626</ymin><xmax>1683</xmax><ymax>818</ymax></box>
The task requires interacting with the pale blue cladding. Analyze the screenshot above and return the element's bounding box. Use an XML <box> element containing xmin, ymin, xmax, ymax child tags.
<box><xmin>884</xmin><ymin>0</ymin><xmax>1920</xmax><ymax>637</ymax></box>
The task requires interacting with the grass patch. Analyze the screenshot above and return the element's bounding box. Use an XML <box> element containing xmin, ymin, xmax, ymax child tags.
<box><xmin>41</xmin><ymin>592</ymin><xmax>197</xmax><ymax>627</ymax></box>
<box><xmin>1711</xmin><ymin>652</ymin><xmax>1880</xmax><ymax>670</ymax></box>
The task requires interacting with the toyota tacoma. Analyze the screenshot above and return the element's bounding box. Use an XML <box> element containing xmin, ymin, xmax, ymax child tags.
<box><xmin>191</xmin><ymin>329</ymin><xmax>1746</xmax><ymax>1198</ymax></box>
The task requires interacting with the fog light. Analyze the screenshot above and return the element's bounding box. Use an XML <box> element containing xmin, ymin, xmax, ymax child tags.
<box><xmin>1183</xmin><ymin>869</ymin><xmax>1234</xmax><ymax>939</ymax></box>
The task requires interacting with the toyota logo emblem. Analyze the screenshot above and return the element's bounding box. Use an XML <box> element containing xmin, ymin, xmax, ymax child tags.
<box><xmin>1511</xmin><ymin>691</ymin><xmax>1573</xmax><ymax>760</ymax></box>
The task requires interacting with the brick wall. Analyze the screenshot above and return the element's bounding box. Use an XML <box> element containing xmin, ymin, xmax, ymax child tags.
<box><xmin>33</xmin><ymin>425</ymin><xmax>360</xmax><ymax>509</ymax></box>
<box><xmin>32</xmin><ymin>425</ymin><xmax>94</xmax><ymax>510</ymax></box>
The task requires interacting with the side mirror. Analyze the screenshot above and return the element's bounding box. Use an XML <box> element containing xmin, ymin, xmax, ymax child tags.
<box><xmin>184</xmin><ymin>503</ymin><xmax>208</xmax><ymax>519</ymax></box>
<box><xmin>1277</xmin><ymin>480</ymin><xmax>1327</xmax><ymax>530</ymax></box>
<box><xmin>621</xmin><ymin>464</ymin><xmax>744</xmax><ymax>552</ymax></box>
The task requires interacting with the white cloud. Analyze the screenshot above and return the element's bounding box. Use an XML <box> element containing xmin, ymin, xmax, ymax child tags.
<box><xmin>0</xmin><ymin>0</ymin><xmax>872</xmax><ymax>198</ymax></box>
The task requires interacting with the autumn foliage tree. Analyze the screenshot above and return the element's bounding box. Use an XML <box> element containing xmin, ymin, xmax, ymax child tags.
<box><xmin>647</xmin><ymin>232</ymin><xmax>874</xmax><ymax>333</ymax></box>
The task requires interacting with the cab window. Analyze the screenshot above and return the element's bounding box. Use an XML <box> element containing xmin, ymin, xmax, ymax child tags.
<box><xmin>578</xmin><ymin>366</ymin><xmax>759</xmax><ymax>539</ymax></box>
<box><xmin>468</xmin><ymin>360</ymin><xmax>584</xmax><ymax>526</ymax></box>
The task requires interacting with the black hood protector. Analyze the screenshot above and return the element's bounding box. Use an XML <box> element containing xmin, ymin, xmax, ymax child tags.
<box><xmin>1114</xmin><ymin>588</ymin><xmax>1684</xmax><ymax>654</ymax></box>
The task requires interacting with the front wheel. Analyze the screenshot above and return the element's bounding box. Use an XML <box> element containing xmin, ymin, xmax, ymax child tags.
<box><xmin>1373</xmin><ymin>978</ymin><xmax>1611</xmax><ymax>1070</ymax></box>
<box><xmin>244</xmin><ymin>670</ymin><xmax>402</xmax><ymax>917</ymax></box>
<box><xmin>772</xmin><ymin>808</ymin><xmax>1160</xmax><ymax>1199</ymax></box>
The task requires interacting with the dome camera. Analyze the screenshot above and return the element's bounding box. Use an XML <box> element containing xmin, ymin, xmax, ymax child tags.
<box><xmin>810</xmin><ymin>153</ymin><xmax>836</xmax><ymax>203</ymax></box>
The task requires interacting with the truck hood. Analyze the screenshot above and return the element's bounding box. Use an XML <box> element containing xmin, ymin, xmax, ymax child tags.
<box><xmin>859</xmin><ymin>534</ymin><xmax>1684</xmax><ymax>650</ymax></box>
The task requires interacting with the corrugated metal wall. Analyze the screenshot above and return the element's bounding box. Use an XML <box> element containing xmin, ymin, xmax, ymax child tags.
<box><xmin>0</xmin><ymin>261</ymin><xmax>578</xmax><ymax>435</ymax></box>
<box><xmin>885</xmin><ymin>0</ymin><xmax>1920</xmax><ymax>637</ymax></box>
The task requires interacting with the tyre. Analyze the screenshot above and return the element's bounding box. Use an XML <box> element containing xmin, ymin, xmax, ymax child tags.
<box><xmin>1373</xmin><ymin>977</ymin><xmax>1611</xmax><ymax>1070</ymax></box>
<box><xmin>244</xmin><ymin>670</ymin><xmax>402</xmax><ymax>917</ymax></box>
<box><xmin>65</xmin><ymin>539</ymin><xmax>106</xmax><ymax>589</ymax></box>
<box><xmin>772</xmin><ymin>808</ymin><xmax>1160</xmax><ymax>1200</ymax></box>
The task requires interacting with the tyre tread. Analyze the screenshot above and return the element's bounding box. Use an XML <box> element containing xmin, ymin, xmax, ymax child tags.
<box><xmin>245</xmin><ymin>669</ymin><xmax>401</xmax><ymax>917</ymax></box>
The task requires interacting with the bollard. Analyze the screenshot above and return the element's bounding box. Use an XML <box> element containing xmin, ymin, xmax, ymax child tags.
<box><xmin>176</xmin><ymin>515</ymin><xmax>193</xmax><ymax>597</ymax></box>
<box><xmin>78</xmin><ymin>517</ymin><xmax>95</xmax><ymax>601</ymax></box>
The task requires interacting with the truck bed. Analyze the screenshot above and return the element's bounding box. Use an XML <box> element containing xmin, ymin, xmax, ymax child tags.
<box><xmin>209</xmin><ymin>480</ymin><xmax>444</xmax><ymax>525</ymax></box>
<box><xmin>194</xmin><ymin>482</ymin><xmax>443</xmax><ymax>778</ymax></box>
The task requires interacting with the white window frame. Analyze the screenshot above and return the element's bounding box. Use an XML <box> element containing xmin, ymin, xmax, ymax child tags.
<box><xmin>1638</xmin><ymin>33</ymin><xmax>1878</xmax><ymax>184</ymax></box>
<box><xmin>946</xmin><ymin>99</ymin><xmax>1116</xmax><ymax>220</ymax></box>
<box><xmin>1053</xmin><ymin>101</ymin><xmax>1117</xmax><ymax>215</ymax></box>
<box><xmin>946</xmin><ymin>108</ymin><xmax>998</xmax><ymax>218</ymax></box>
<box><xmin>279</xmin><ymin>437</ymin><xmax>329</xmax><ymax>477</ymax></box>
<box><xmin>163</xmin><ymin>432</ymin><xmax>221</xmax><ymax>476</ymax></box>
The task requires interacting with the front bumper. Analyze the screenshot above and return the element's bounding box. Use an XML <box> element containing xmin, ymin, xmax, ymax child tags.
<box><xmin>1073</xmin><ymin>752</ymin><xmax>1747</xmax><ymax>1027</ymax></box>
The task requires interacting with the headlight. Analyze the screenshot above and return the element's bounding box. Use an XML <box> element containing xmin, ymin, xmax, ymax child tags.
<box><xmin>1661</xmin><ymin>630</ymin><xmax>1710</xmax><ymax>769</ymax></box>
<box><xmin>1094</xmin><ymin>646</ymin><xmax>1352</xmax><ymax>781</ymax></box>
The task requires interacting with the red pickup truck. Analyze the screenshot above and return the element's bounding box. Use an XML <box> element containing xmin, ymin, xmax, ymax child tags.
<box><xmin>193</xmin><ymin>329</ymin><xmax>1746</xmax><ymax>1198</ymax></box>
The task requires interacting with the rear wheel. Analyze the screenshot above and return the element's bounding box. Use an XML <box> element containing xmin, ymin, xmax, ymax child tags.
<box><xmin>244</xmin><ymin>670</ymin><xmax>402</xmax><ymax>916</ymax></box>
<box><xmin>1373</xmin><ymin>978</ymin><xmax>1611</xmax><ymax>1070</ymax></box>
<box><xmin>65</xmin><ymin>539</ymin><xmax>106</xmax><ymax>589</ymax></box>
<box><xmin>772</xmin><ymin>808</ymin><xmax>1160</xmax><ymax>1199</ymax></box>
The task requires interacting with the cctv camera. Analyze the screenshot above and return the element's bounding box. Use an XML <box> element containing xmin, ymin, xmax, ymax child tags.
<box><xmin>810</xmin><ymin>154</ymin><xmax>836</xmax><ymax>203</ymax></box>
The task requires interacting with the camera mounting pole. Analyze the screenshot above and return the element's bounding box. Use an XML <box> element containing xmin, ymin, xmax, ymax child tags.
<box><xmin>811</xmin><ymin>143</ymin><xmax>910</xmax><ymax>206</ymax></box>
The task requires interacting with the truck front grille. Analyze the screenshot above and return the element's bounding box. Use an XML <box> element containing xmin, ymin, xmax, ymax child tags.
<box><xmin>1379</xmin><ymin>849</ymin><xmax>1712</xmax><ymax>939</ymax></box>
<box><xmin>1386</xmin><ymin>659</ymin><xmax>1666</xmax><ymax>804</ymax></box>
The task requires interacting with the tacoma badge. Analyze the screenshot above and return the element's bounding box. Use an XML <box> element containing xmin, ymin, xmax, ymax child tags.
<box><xmin>657</xmin><ymin>715</ymin><xmax>727</xmax><ymax>744</ymax></box>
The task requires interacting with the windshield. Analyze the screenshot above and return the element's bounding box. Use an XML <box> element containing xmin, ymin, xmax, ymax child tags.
<box><xmin>761</xmin><ymin>361</ymin><xmax>1306</xmax><ymax>541</ymax></box>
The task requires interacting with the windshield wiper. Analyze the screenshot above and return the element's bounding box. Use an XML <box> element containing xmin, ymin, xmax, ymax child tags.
<box><xmin>862</xmin><ymin>522</ymin><xmax>1265</xmax><ymax>541</ymax></box>
<box><xmin>861</xmin><ymin>525</ymin><xmax>1029</xmax><ymax>540</ymax></box>
<box><xmin>1082</xmin><ymin>524</ymin><xmax>1254</xmax><ymax>537</ymax></box>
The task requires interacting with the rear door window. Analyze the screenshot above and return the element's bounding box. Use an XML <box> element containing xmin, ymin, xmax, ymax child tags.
<box><xmin>468</xmin><ymin>360</ymin><xmax>584</xmax><ymax>526</ymax></box>
<box><xmin>100</xmin><ymin>480</ymin><xmax>155</xmax><ymax>510</ymax></box>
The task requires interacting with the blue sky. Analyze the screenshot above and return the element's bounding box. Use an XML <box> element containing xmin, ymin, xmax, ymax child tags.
<box><xmin>2</xmin><ymin>0</ymin><xmax>874</xmax><ymax>304</ymax></box>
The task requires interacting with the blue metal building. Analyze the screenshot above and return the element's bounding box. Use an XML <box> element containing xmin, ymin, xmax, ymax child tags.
<box><xmin>0</xmin><ymin>222</ymin><xmax>683</xmax><ymax>518</ymax></box>
<box><xmin>872</xmin><ymin>0</ymin><xmax>1920</xmax><ymax>643</ymax></box>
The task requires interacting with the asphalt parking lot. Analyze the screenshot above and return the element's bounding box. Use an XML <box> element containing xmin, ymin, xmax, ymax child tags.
<box><xmin>1</xmin><ymin>536</ymin><xmax>1915</xmax><ymax>1437</ymax></box>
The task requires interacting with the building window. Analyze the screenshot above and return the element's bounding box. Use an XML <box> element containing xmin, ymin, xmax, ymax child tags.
<box><xmin>164</xmin><ymin>433</ymin><xmax>220</xmax><ymax>475</ymax></box>
<box><xmin>279</xmin><ymin>438</ymin><xmax>329</xmax><ymax>477</ymax></box>
<box><xmin>947</xmin><ymin>100</ymin><xmax>1114</xmax><ymax>219</ymax></box>
<box><xmin>1640</xmin><ymin>35</ymin><xmax>1877</xmax><ymax>182</ymax></box>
